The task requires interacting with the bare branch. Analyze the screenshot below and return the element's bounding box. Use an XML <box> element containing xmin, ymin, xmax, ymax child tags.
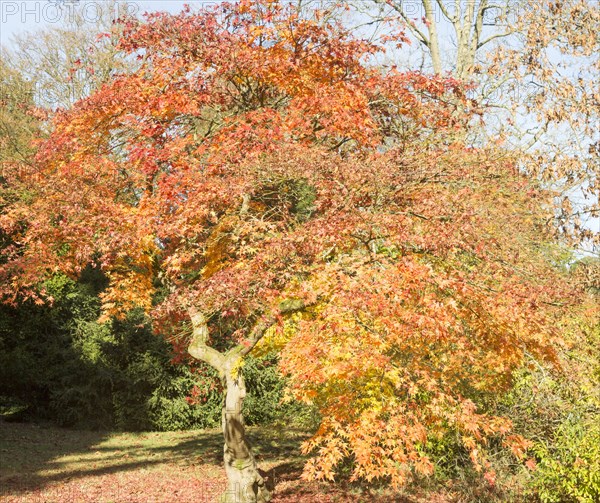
<box><xmin>435</xmin><ymin>0</ymin><xmax>458</xmax><ymax>23</ymax></box>
<box><xmin>372</xmin><ymin>0</ymin><xmax>431</xmax><ymax>47</ymax></box>
<box><xmin>477</xmin><ymin>30</ymin><xmax>516</xmax><ymax>50</ymax></box>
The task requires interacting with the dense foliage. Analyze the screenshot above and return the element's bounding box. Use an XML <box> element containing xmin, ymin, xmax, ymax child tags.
<box><xmin>0</xmin><ymin>270</ymin><xmax>304</xmax><ymax>431</ymax></box>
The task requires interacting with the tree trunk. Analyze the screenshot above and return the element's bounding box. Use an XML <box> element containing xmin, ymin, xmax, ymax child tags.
<box><xmin>187</xmin><ymin>307</ymin><xmax>271</xmax><ymax>503</ymax></box>
<box><xmin>220</xmin><ymin>358</ymin><xmax>271</xmax><ymax>503</ymax></box>
<box><xmin>422</xmin><ymin>0</ymin><xmax>442</xmax><ymax>75</ymax></box>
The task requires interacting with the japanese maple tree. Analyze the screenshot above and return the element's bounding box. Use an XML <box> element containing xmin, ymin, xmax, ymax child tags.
<box><xmin>0</xmin><ymin>1</ymin><xmax>581</xmax><ymax>501</ymax></box>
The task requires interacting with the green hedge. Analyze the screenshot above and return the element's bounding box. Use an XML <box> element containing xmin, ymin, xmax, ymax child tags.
<box><xmin>0</xmin><ymin>271</ymin><xmax>307</xmax><ymax>431</ymax></box>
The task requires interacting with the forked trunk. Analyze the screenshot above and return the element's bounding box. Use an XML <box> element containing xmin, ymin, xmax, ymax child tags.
<box><xmin>221</xmin><ymin>362</ymin><xmax>271</xmax><ymax>503</ymax></box>
<box><xmin>188</xmin><ymin>307</ymin><xmax>286</xmax><ymax>502</ymax></box>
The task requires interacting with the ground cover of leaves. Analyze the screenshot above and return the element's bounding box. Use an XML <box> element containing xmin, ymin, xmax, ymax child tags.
<box><xmin>0</xmin><ymin>421</ymin><xmax>450</xmax><ymax>502</ymax></box>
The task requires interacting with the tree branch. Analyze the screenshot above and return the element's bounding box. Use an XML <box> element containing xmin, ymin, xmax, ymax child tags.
<box><xmin>239</xmin><ymin>299</ymin><xmax>310</xmax><ymax>357</ymax></box>
<box><xmin>188</xmin><ymin>298</ymin><xmax>311</xmax><ymax>371</ymax></box>
<box><xmin>373</xmin><ymin>0</ymin><xmax>431</xmax><ymax>47</ymax></box>
<box><xmin>476</xmin><ymin>30</ymin><xmax>515</xmax><ymax>50</ymax></box>
<box><xmin>434</xmin><ymin>0</ymin><xmax>457</xmax><ymax>23</ymax></box>
<box><xmin>187</xmin><ymin>306</ymin><xmax>226</xmax><ymax>374</ymax></box>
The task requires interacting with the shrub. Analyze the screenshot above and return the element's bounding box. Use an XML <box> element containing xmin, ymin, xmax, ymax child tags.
<box><xmin>0</xmin><ymin>271</ymin><xmax>308</xmax><ymax>431</ymax></box>
<box><xmin>499</xmin><ymin>302</ymin><xmax>600</xmax><ymax>503</ymax></box>
<box><xmin>532</xmin><ymin>419</ymin><xmax>600</xmax><ymax>503</ymax></box>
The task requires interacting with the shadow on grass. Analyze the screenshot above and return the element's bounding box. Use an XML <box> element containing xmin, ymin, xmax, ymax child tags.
<box><xmin>0</xmin><ymin>420</ymin><xmax>310</xmax><ymax>500</ymax></box>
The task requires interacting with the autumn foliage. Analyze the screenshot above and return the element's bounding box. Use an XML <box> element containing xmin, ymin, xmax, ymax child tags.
<box><xmin>0</xmin><ymin>0</ymin><xmax>585</xmax><ymax>493</ymax></box>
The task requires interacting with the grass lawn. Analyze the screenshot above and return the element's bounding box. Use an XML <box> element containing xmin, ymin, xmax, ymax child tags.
<box><xmin>0</xmin><ymin>421</ymin><xmax>435</xmax><ymax>502</ymax></box>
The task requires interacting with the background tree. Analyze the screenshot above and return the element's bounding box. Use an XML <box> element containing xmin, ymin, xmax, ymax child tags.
<box><xmin>0</xmin><ymin>1</ymin><xmax>587</xmax><ymax>501</ymax></box>
<box><xmin>0</xmin><ymin>59</ymin><xmax>40</xmax><ymax>166</ymax></box>
<box><xmin>3</xmin><ymin>0</ymin><xmax>134</xmax><ymax>109</ymax></box>
<box><xmin>361</xmin><ymin>0</ymin><xmax>599</xmax><ymax>250</ymax></box>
